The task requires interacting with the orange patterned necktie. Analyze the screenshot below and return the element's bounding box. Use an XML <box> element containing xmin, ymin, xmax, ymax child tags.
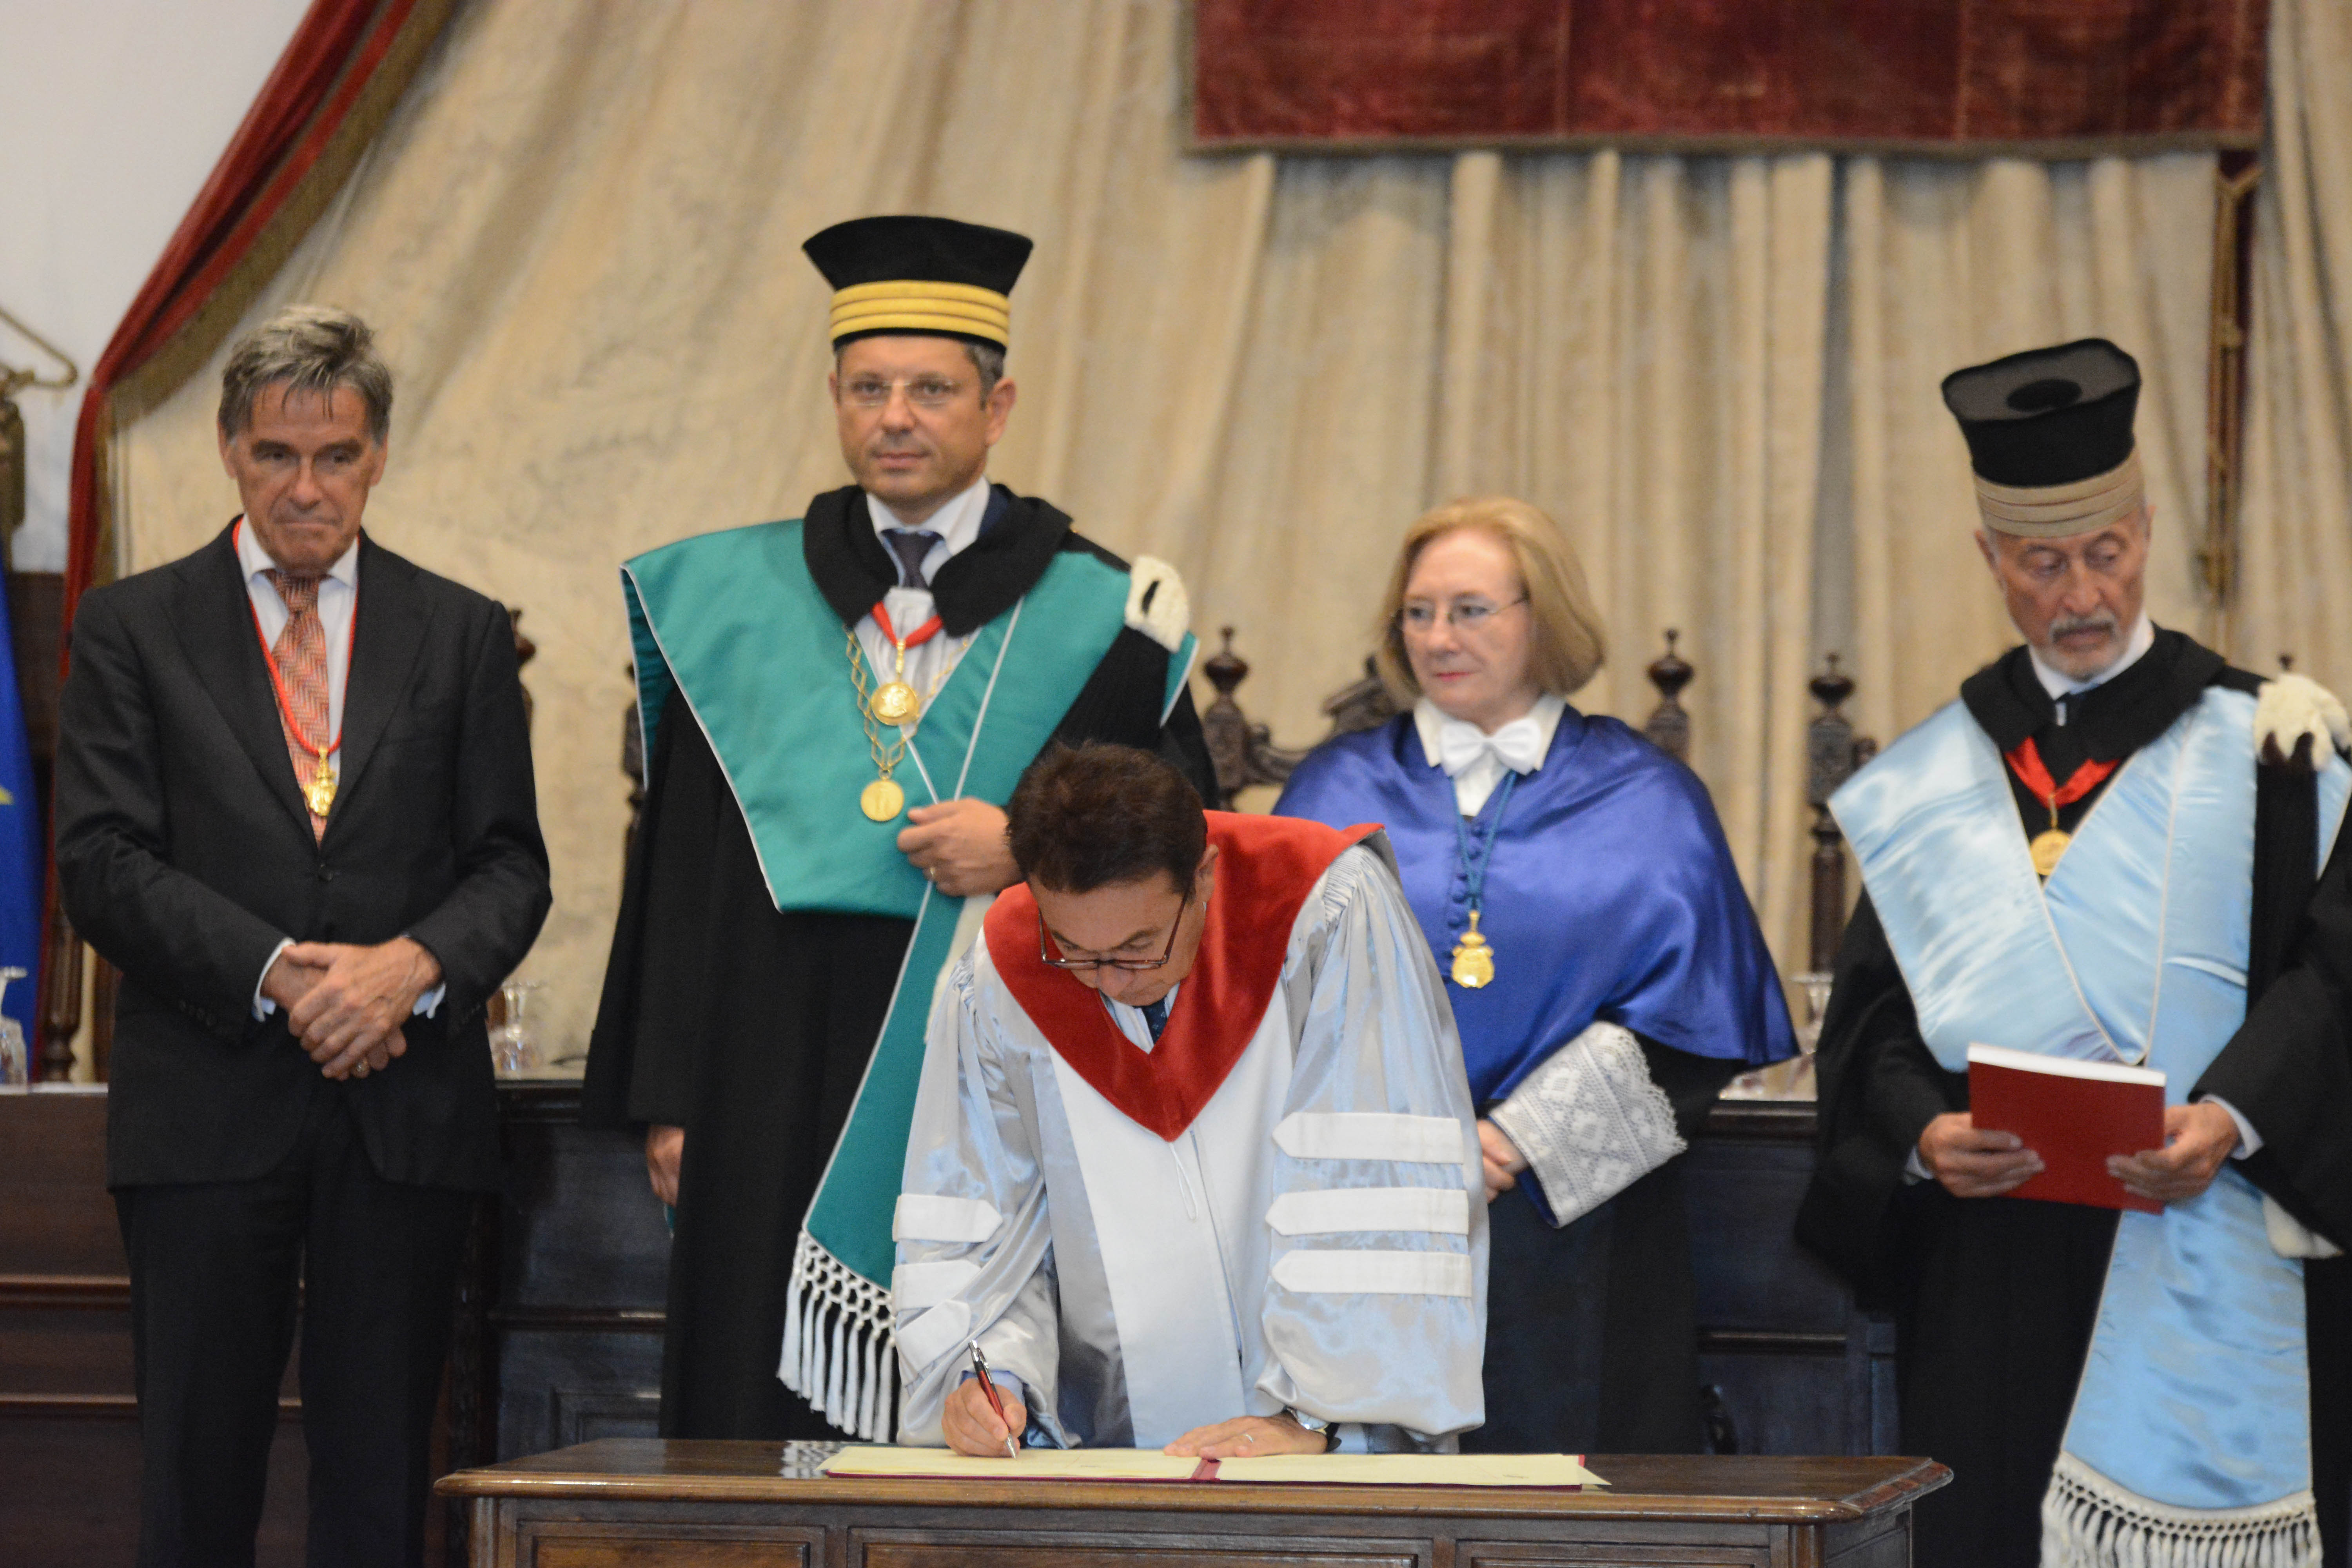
<box><xmin>265</xmin><ymin>570</ymin><xmax>332</xmax><ymax>838</ymax></box>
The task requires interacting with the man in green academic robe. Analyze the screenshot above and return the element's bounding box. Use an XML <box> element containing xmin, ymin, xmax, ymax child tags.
<box><xmin>584</xmin><ymin>216</ymin><xmax>1214</xmax><ymax>1440</ymax></box>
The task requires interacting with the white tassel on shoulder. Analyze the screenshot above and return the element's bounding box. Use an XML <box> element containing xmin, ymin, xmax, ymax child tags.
<box><xmin>2042</xmin><ymin>1451</ymin><xmax>2318</xmax><ymax>1568</ymax></box>
<box><xmin>2254</xmin><ymin>672</ymin><xmax>2351</xmax><ymax>768</ymax></box>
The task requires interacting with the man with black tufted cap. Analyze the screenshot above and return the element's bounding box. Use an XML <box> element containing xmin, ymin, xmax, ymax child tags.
<box><xmin>584</xmin><ymin>215</ymin><xmax>1215</xmax><ymax>1442</ymax></box>
<box><xmin>1800</xmin><ymin>338</ymin><xmax>2352</xmax><ymax>1568</ymax></box>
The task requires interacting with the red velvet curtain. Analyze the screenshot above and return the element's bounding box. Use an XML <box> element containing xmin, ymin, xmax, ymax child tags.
<box><xmin>1193</xmin><ymin>0</ymin><xmax>2269</xmax><ymax>153</ymax></box>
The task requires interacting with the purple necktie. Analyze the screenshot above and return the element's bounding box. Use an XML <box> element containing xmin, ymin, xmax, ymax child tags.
<box><xmin>883</xmin><ymin>529</ymin><xmax>942</xmax><ymax>590</ymax></box>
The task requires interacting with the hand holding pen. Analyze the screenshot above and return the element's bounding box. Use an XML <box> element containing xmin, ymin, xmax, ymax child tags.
<box><xmin>944</xmin><ymin>1339</ymin><xmax>1023</xmax><ymax>1459</ymax></box>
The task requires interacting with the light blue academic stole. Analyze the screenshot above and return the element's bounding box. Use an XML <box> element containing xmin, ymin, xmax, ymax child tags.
<box><xmin>623</xmin><ymin>519</ymin><xmax>1191</xmax><ymax>1441</ymax></box>
<box><xmin>1834</xmin><ymin>688</ymin><xmax>2348</xmax><ymax>1555</ymax></box>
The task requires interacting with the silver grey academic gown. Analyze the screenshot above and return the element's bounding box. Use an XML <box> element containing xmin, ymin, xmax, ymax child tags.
<box><xmin>892</xmin><ymin>841</ymin><xmax>1488</xmax><ymax>1450</ymax></box>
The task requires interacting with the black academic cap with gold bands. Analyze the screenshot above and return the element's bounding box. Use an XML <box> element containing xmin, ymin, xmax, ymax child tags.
<box><xmin>803</xmin><ymin>216</ymin><xmax>1033</xmax><ymax>349</ymax></box>
<box><xmin>1941</xmin><ymin>339</ymin><xmax>2145</xmax><ymax>538</ymax></box>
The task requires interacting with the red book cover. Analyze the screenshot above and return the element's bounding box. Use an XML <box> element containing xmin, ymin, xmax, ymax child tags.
<box><xmin>1965</xmin><ymin>1045</ymin><xmax>2166</xmax><ymax>1214</ymax></box>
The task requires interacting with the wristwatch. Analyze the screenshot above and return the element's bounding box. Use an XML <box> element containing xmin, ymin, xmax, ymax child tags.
<box><xmin>1284</xmin><ymin>1408</ymin><xmax>1342</xmax><ymax>1452</ymax></box>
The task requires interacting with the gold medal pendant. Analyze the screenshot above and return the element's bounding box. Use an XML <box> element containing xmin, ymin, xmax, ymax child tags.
<box><xmin>304</xmin><ymin>759</ymin><xmax>337</xmax><ymax>818</ymax></box>
<box><xmin>2029</xmin><ymin>828</ymin><xmax>2071</xmax><ymax>879</ymax></box>
<box><xmin>1450</xmin><ymin>911</ymin><xmax>1496</xmax><ymax>988</ymax></box>
<box><xmin>860</xmin><ymin>777</ymin><xmax>906</xmax><ymax>822</ymax></box>
<box><xmin>869</xmin><ymin>681</ymin><xmax>922</xmax><ymax>726</ymax></box>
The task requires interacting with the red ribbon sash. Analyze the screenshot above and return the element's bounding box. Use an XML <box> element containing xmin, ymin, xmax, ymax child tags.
<box><xmin>985</xmin><ymin>813</ymin><xmax>1379</xmax><ymax>1140</ymax></box>
<box><xmin>2002</xmin><ymin>737</ymin><xmax>2118</xmax><ymax>811</ymax></box>
<box><xmin>871</xmin><ymin>599</ymin><xmax>945</xmax><ymax>653</ymax></box>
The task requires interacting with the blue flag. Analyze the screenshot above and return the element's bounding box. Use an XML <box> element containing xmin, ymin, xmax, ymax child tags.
<box><xmin>0</xmin><ymin>583</ymin><xmax>43</xmax><ymax>1072</ymax></box>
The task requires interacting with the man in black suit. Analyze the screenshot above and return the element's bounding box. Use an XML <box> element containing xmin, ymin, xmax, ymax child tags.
<box><xmin>55</xmin><ymin>305</ymin><xmax>550</xmax><ymax>1568</ymax></box>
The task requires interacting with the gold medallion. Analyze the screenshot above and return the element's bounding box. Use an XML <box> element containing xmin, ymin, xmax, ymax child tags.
<box><xmin>304</xmin><ymin>761</ymin><xmax>338</xmax><ymax>818</ymax></box>
<box><xmin>869</xmin><ymin>680</ymin><xmax>922</xmax><ymax>726</ymax></box>
<box><xmin>860</xmin><ymin>777</ymin><xmax>906</xmax><ymax>822</ymax></box>
<box><xmin>2029</xmin><ymin>828</ymin><xmax>2071</xmax><ymax>879</ymax></box>
<box><xmin>1450</xmin><ymin>911</ymin><xmax>1495</xmax><ymax>988</ymax></box>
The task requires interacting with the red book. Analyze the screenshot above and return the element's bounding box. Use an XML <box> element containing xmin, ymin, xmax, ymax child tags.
<box><xmin>1965</xmin><ymin>1045</ymin><xmax>2166</xmax><ymax>1214</ymax></box>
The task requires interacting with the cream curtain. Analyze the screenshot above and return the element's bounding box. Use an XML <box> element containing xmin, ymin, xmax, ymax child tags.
<box><xmin>2239</xmin><ymin>0</ymin><xmax>2352</xmax><ymax>687</ymax></box>
<box><xmin>110</xmin><ymin>0</ymin><xmax>2259</xmax><ymax>1051</ymax></box>
<box><xmin>1835</xmin><ymin>154</ymin><xmax>2220</xmax><ymax>750</ymax></box>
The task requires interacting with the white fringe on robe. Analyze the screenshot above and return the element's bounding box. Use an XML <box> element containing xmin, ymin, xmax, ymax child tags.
<box><xmin>779</xmin><ymin>1229</ymin><xmax>897</xmax><ymax>1441</ymax></box>
<box><xmin>2042</xmin><ymin>1451</ymin><xmax>2318</xmax><ymax>1568</ymax></box>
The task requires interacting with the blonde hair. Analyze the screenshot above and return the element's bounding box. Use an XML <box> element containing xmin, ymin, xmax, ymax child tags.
<box><xmin>1373</xmin><ymin>496</ymin><xmax>1607</xmax><ymax>702</ymax></box>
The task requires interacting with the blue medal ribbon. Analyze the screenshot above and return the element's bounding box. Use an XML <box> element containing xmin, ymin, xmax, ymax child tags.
<box><xmin>1448</xmin><ymin>771</ymin><xmax>1517</xmax><ymax>985</ymax></box>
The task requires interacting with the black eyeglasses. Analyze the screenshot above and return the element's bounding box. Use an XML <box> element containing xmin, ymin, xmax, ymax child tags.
<box><xmin>1037</xmin><ymin>890</ymin><xmax>1189</xmax><ymax>972</ymax></box>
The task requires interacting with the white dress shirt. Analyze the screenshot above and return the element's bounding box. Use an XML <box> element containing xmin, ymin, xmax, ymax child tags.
<box><xmin>858</xmin><ymin>475</ymin><xmax>991</xmax><ymax>725</ymax></box>
<box><xmin>238</xmin><ymin>521</ymin><xmax>442</xmax><ymax>1022</ymax></box>
<box><xmin>1413</xmin><ymin>693</ymin><xmax>1567</xmax><ymax>817</ymax></box>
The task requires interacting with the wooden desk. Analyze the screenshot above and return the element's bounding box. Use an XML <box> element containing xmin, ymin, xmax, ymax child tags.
<box><xmin>438</xmin><ymin>1440</ymin><xmax>1948</xmax><ymax>1568</ymax></box>
<box><xmin>474</xmin><ymin>1089</ymin><xmax>1892</xmax><ymax>1474</ymax></box>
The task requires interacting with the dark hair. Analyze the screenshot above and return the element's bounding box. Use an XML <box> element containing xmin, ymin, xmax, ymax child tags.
<box><xmin>1006</xmin><ymin>743</ymin><xmax>1207</xmax><ymax>897</ymax></box>
<box><xmin>219</xmin><ymin>305</ymin><xmax>392</xmax><ymax>443</ymax></box>
<box><xmin>831</xmin><ymin>339</ymin><xmax>1005</xmax><ymax>399</ymax></box>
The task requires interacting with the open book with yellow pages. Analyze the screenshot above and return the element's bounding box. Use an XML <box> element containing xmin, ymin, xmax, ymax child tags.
<box><xmin>820</xmin><ymin>1446</ymin><xmax>1606</xmax><ymax>1488</ymax></box>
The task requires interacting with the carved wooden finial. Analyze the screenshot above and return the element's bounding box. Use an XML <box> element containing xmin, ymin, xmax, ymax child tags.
<box><xmin>1808</xmin><ymin>651</ymin><xmax>1855</xmax><ymax>715</ymax></box>
<box><xmin>1804</xmin><ymin>651</ymin><xmax>1878</xmax><ymax>974</ymax></box>
<box><xmin>1648</xmin><ymin>628</ymin><xmax>1693</xmax><ymax>702</ymax></box>
<box><xmin>1196</xmin><ymin>627</ymin><xmax>1308</xmax><ymax>807</ymax></box>
<box><xmin>1642</xmin><ymin>629</ymin><xmax>1693</xmax><ymax>762</ymax></box>
<box><xmin>1203</xmin><ymin>626</ymin><xmax>1249</xmax><ymax>701</ymax></box>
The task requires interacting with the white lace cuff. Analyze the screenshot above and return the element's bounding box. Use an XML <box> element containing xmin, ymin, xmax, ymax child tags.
<box><xmin>1488</xmin><ymin>1021</ymin><xmax>1686</xmax><ymax>1229</ymax></box>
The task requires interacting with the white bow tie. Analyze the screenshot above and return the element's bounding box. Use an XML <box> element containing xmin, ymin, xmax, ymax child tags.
<box><xmin>1436</xmin><ymin>714</ymin><xmax>1547</xmax><ymax>778</ymax></box>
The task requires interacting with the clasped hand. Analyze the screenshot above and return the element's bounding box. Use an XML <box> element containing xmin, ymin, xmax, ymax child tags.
<box><xmin>263</xmin><ymin>936</ymin><xmax>441</xmax><ymax>1081</ymax></box>
<box><xmin>1918</xmin><ymin>1102</ymin><xmax>2237</xmax><ymax>1205</ymax></box>
<box><xmin>897</xmin><ymin>799</ymin><xmax>1019</xmax><ymax>898</ymax></box>
<box><xmin>1477</xmin><ymin>1119</ymin><xmax>1527</xmax><ymax>1203</ymax></box>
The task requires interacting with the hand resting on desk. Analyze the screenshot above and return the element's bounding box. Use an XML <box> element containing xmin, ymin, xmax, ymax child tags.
<box><xmin>1164</xmin><ymin>1413</ymin><xmax>1328</xmax><ymax>1459</ymax></box>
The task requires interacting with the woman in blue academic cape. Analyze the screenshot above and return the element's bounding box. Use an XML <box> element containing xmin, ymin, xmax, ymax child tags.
<box><xmin>1276</xmin><ymin>496</ymin><xmax>1797</xmax><ymax>1454</ymax></box>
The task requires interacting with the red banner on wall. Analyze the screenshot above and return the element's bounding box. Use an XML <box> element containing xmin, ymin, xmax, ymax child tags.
<box><xmin>1190</xmin><ymin>0</ymin><xmax>2268</xmax><ymax>154</ymax></box>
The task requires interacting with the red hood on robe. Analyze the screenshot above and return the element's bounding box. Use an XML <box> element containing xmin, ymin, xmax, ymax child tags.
<box><xmin>984</xmin><ymin>811</ymin><xmax>1379</xmax><ymax>1140</ymax></box>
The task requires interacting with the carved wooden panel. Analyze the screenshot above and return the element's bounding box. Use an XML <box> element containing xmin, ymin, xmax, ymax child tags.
<box><xmin>0</xmin><ymin>1094</ymin><xmax>311</xmax><ymax>1565</ymax></box>
<box><xmin>859</xmin><ymin>1543</ymin><xmax>1417</xmax><ymax>1568</ymax></box>
<box><xmin>550</xmin><ymin>1385</ymin><xmax>664</xmax><ymax>1450</ymax></box>
<box><xmin>520</xmin><ymin>1522</ymin><xmax>818</xmax><ymax>1566</ymax></box>
<box><xmin>1461</xmin><ymin>1544</ymin><xmax>1770</xmax><ymax>1566</ymax></box>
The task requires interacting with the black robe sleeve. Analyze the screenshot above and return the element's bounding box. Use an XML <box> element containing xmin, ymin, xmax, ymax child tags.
<box><xmin>582</xmin><ymin>706</ymin><xmax>732</xmax><ymax>1129</ymax></box>
<box><xmin>1045</xmin><ymin>622</ymin><xmax>1217</xmax><ymax>805</ymax></box>
<box><xmin>1796</xmin><ymin>891</ymin><xmax>1968</xmax><ymax>1303</ymax></box>
<box><xmin>2196</xmin><ymin>812</ymin><xmax>2352</xmax><ymax>1249</ymax></box>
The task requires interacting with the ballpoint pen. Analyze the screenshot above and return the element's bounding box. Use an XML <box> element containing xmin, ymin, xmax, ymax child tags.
<box><xmin>966</xmin><ymin>1339</ymin><xmax>1021</xmax><ymax>1459</ymax></box>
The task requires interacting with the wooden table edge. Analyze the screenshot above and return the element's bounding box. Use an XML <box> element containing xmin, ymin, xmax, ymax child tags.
<box><xmin>434</xmin><ymin>1461</ymin><xmax>1953</xmax><ymax>1523</ymax></box>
